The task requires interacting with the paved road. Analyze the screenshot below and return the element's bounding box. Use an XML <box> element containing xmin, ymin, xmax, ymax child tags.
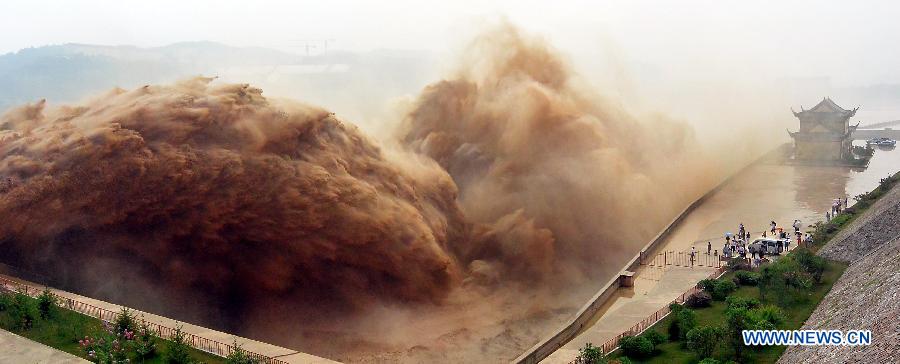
<box><xmin>0</xmin><ymin>328</ymin><xmax>89</xmax><ymax>364</ymax></box>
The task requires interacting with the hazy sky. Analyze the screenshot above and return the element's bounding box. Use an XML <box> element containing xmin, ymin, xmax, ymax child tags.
<box><xmin>2</xmin><ymin>0</ymin><xmax>899</xmax><ymax>86</ymax></box>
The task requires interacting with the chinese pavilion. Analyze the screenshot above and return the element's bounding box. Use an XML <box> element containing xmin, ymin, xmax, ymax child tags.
<box><xmin>789</xmin><ymin>97</ymin><xmax>859</xmax><ymax>160</ymax></box>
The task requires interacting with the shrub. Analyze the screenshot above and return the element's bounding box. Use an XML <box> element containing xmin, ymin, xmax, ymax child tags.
<box><xmin>686</xmin><ymin>326</ymin><xmax>724</xmax><ymax>358</ymax></box>
<box><xmin>734</xmin><ymin>271</ymin><xmax>760</xmax><ymax>286</ymax></box>
<box><xmin>0</xmin><ymin>291</ymin><xmax>11</xmax><ymax>311</ymax></box>
<box><xmin>725</xmin><ymin>296</ymin><xmax>760</xmax><ymax>310</ymax></box>
<box><xmin>613</xmin><ymin>357</ymin><xmax>632</xmax><ymax>364</ymax></box>
<box><xmin>37</xmin><ymin>288</ymin><xmax>58</xmax><ymax>320</ymax></box>
<box><xmin>712</xmin><ymin>279</ymin><xmax>737</xmax><ymax>300</ymax></box>
<box><xmin>698</xmin><ymin>359</ymin><xmax>720</xmax><ymax>364</ymax></box>
<box><xmin>698</xmin><ymin>279</ymin><xmax>716</xmax><ymax>292</ymax></box>
<box><xmin>619</xmin><ymin>335</ymin><xmax>654</xmax><ymax>358</ymax></box>
<box><xmin>642</xmin><ymin>330</ymin><xmax>666</xmax><ymax>346</ymax></box>
<box><xmin>750</xmin><ymin>305</ymin><xmax>786</xmax><ymax>327</ymax></box>
<box><xmin>686</xmin><ymin>291</ymin><xmax>712</xmax><ymax>308</ymax></box>
<box><xmin>793</xmin><ymin>248</ymin><xmax>826</xmax><ymax>283</ymax></box>
<box><xmin>164</xmin><ymin>326</ymin><xmax>195</xmax><ymax>364</ymax></box>
<box><xmin>227</xmin><ymin>340</ymin><xmax>261</xmax><ymax>364</ymax></box>
<box><xmin>9</xmin><ymin>292</ymin><xmax>38</xmax><ymax>330</ymax></box>
<box><xmin>785</xmin><ymin>270</ymin><xmax>814</xmax><ymax>290</ymax></box>
<box><xmin>727</xmin><ymin>258</ymin><xmax>750</xmax><ymax>271</ymax></box>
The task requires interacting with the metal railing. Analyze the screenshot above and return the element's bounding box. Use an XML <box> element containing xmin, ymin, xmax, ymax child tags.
<box><xmin>0</xmin><ymin>275</ymin><xmax>290</xmax><ymax>364</ymax></box>
<box><xmin>641</xmin><ymin>250</ymin><xmax>722</xmax><ymax>268</ymax></box>
<box><xmin>571</xmin><ymin>265</ymin><xmax>728</xmax><ymax>362</ymax></box>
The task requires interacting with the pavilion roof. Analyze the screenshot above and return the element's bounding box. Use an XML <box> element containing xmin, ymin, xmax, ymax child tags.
<box><xmin>792</xmin><ymin>97</ymin><xmax>858</xmax><ymax>118</ymax></box>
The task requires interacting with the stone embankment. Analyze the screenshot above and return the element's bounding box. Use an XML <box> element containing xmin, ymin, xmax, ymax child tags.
<box><xmin>778</xmin><ymin>184</ymin><xmax>900</xmax><ymax>363</ymax></box>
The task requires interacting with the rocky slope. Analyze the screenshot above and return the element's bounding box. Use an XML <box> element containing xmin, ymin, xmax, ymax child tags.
<box><xmin>778</xmin><ymin>183</ymin><xmax>900</xmax><ymax>363</ymax></box>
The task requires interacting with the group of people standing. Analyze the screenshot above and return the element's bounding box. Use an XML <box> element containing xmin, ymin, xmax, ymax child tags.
<box><xmin>688</xmin><ymin>219</ymin><xmax>807</xmax><ymax>268</ymax></box>
<box><xmin>826</xmin><ymin>197</ymin><xmax>849</xmax><ymax>221</ymax></box>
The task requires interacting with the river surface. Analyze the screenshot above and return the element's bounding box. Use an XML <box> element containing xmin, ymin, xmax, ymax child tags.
<box><xmin>666</xmin><ymin>143</ymin><xmax>900</xmax><ymax>254</ymax></box>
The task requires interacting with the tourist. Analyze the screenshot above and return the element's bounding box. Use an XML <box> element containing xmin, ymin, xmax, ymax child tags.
<box><xmin>793</xmin><ymin>219</ymin><xmax>802</xmax><ymax>234</ymax></box>
<box><xmin>690</xmin><ymin>247</ymin><xmax>696</xmax><ymax>267</ymax></box>
<box><xmin>762</xmin><ymin>230</ymin><xmax>767</xmax><ymax>237</ymax></box>
<box><xmin>770</xmin><ymin>221</ymin><xmax>777</xmax><ymax>234</ymax></box>
<box><xmin>805</xmin><ymin>232</ymin><xmax>813</xmax><ymax>246</ymax></box>
<box><xmin>707</xmin><ymin>241</ymin><xmax>712</xmax><ymax>255</ymax></box>
<box><xmin>739</xmin><ymin>223</ymin><xmax>745</xmax><ymax>237</ymax></box>
<box><xmin>826</xmin><ymin>211</ymin><xmax>831</xmax><ymax>221</ymax></box>
<box><xmin>844</xmin><ymin>197</ymin><xmax>848</xmax><ymax>208</ymax></box>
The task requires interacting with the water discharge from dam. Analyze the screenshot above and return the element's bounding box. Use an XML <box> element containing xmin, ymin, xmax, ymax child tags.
<box><xmin>0</xmin><ymin>22</ymin><xmax>893</xmax><ymax>363</ymax></box>
<box><xmin>0</xmin><ymin>25</ymin><xmax>723</xmax><ymax>363</ymax></box>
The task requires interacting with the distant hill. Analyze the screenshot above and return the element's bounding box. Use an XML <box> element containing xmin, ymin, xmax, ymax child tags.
<box><xmin>0</xmin><ymin>42</ymin><xmax>439</xmax><ymax>124</ymax></box>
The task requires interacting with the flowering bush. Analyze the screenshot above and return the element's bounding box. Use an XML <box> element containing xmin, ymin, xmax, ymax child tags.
<box><xmin>79</xmin><ymin>313</ymin><xmax>154</xmax><ymax>364</ymax></box>
<box><xmin>79</xmin><ymin>322</ymin><xmax>131</xmax><ymax>364</ymax></box>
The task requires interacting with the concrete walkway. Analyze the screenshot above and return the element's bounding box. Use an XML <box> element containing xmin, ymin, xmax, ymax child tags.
<box><xmin>0</xmin><ymin>328</ymin><xmax>89</xmax><ymax>364</ymax></box>
<box><xmin>540</xmin><ymin>266</ymin><xmax>716</xmax><ymax>364</ymax></box>
<box><xmin>0</xmin><ymin>274</ymin><xmax>338</xmax><ymax>364</ymax></box>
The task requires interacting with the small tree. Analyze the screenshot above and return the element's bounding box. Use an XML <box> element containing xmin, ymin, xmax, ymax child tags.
<box><xmin>164</xmin><ymin>326</ymin><xmax>194</xmax><ymax>364</ymax></box>
<box><xmin>686</xmin><ymin>326</ymin><xmax>724</xmax><ymax>358</ymax></box>
<box><xmin>575</xmin><ymin>342</ymin><xmax>606</xmax><ymax>364</ymax></box>
<box><xmin>37</xmin><ymin>288</ymin><xmax>58</xmax><ymax>320</ymax></box>
<box><xmin>724</xmin><ymin>308</ymin><xmax>752</xmax><ymax>361</ymax></box>
<box><xmin>115</xmin><ymin>307</ymin><xmax>138</xmax><ymax>334</ymax></box>
<box><xmin>134</xmin><ymin>321</ymin><xmax>157</xmax><ymax>362</ymax></box>
<box><xmin>676</xmin><ymin>308</ymin><xmax>698</xmax><ymax>341</ymax></box>
<box><xmin>226</xmin><ymin>340</ymin><xmax>261</xmax><ymax>364</ymax></box>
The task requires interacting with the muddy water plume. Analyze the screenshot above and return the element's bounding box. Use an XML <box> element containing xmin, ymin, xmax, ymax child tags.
<box><xmin>0</xmin><ymin>25</ymin><xmax>717</xmax><ymax>363</ymax></box>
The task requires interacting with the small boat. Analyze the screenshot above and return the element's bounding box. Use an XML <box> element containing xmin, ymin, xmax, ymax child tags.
<box><xmin>866</xmin><ymin>137</ymin><xmax>896</xmax><ymax>146</ymax></box>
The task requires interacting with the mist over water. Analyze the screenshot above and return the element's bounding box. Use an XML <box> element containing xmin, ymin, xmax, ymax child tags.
<box><xmin>0</xmin><ymin>25</ymin><xmax>731</xmax><ymax>362</ymax></box>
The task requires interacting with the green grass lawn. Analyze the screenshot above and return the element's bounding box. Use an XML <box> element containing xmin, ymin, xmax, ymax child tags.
<box><xmin>609</xmin><ymin>260</ymin><xmax>847</xmax><ymax>364</ymax></box>
<box><xmin>0</xmin><ymin>292</ymin><xmax>226</xmax><ymax>364</ymax></box>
